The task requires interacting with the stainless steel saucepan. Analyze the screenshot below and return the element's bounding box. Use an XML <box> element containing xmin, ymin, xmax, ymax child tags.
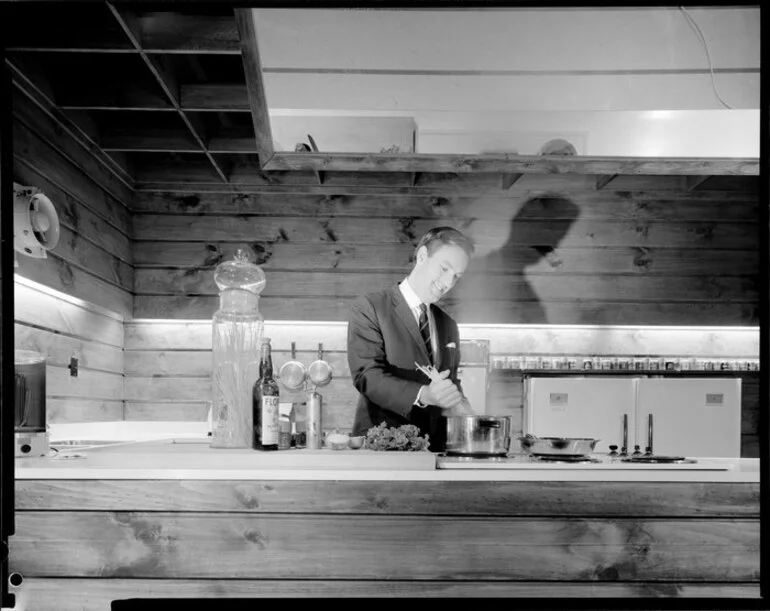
<box><xmin>446</xmin><ymin>415</ymin><xmax>512</xmax><ymax>457</ymax></box>
<box><xmin>518</xmin><ymin>433</ymin><xmax>599</xmax><ymax>456</ymax></box>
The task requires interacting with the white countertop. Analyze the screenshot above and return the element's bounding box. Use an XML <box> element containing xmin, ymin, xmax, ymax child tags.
<box><xmin>14</xmin><ymin>438</ymin><xmax>760</xmax><ymax>482</ymax></box>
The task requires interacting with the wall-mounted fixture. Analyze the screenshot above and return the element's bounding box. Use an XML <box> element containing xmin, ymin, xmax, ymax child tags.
<box><xmin>13</xmin><ymin>183</ymin><xmax>60</xmax><ymax>267</ymax></box>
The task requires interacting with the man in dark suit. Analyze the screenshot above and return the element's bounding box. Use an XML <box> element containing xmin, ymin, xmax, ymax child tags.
<box><xmin>347</xmin><ymin>227</ymin><xmax>475</xmax><ymax>452</ymax></box>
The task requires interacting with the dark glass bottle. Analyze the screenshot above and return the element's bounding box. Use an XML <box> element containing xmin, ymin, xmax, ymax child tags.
<box><xmin>253</xmin><ymin>338</ymin><xmax>280</xmax><ymax>451</ymax></box>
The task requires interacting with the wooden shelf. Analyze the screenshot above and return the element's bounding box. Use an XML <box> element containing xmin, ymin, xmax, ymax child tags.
<box><xmin>263</xmin><ymin>152</ymin><xmax>760</xmax><ymax>176</ymax></box>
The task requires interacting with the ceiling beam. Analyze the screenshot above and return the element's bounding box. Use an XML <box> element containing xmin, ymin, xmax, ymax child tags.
<box><xmin>5</xmin><ymin>56</ymin><xmax>135</xmax><ymax>189</ymax></box>
<box><xmin>107</xmin><ymin>1</ymin><xmax>229</xmax><ymax>183</ymax></box>
<box><xmin>264</xmin><ymin>153</ymin><xmax>760</xmax><ymax>176</ymax></box>
<box><xmin>234</xmin><ymin>9</ymin><xmax>274</xmax><ymax>168</ymax></box>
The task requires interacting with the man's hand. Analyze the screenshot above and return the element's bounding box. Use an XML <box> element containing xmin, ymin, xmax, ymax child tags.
<box><xmin>420</xmin><ymin>369</ymin><xmax>464</xmax><ymax>409</ymax></box>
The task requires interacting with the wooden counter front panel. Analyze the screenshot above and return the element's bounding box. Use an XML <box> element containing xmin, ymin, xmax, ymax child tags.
<box><xmin>14</xmin><ymin>480</ymin><xmax>761</xmax><ymax>516</ymax></box>
<box><xmin>11</xmin><ymin>480</ymin><xmax>761</xmax><ymax>606</ymax></box>
<box><xmin>10</xmin><ymin>512</ymin><xmax>759</xmax><ymax>581</ymax></box>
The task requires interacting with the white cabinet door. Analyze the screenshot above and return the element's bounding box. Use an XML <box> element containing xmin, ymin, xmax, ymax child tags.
<box><xmin>635</xmin><ymin>378</ymin><xmax>742</xmax><ymax>458</ymax></box>
<box><xmin>524</xmin><ymin>377</ymin><xmax>638</xmax><ymax>454</ymax></box>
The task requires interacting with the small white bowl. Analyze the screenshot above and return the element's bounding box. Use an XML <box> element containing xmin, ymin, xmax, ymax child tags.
<box><xmin>327</xmin><ymin>433</ymin><xmax>350</xmax><ymax>451</ymax></box>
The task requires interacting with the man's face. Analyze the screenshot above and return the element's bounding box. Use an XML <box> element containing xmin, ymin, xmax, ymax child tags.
<box><xmin>411</xmin><ymin>243</ymin><xmax>470</xmax><ymax>304</ymax></box>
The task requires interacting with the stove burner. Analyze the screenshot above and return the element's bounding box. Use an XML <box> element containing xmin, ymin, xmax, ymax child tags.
<box><xmin>531</xmin><ymin>452</ymin><xmax>590</xmax><ymax>460</ymax></box>
<box><xmin>532</xmin><ymin>454</ymin><xmax>601</xmax><ymax>464</ymax></box>
<box><xmin>441</xmin><ymin>454</ymin><xmax>508</xmax><ymax>462</ymax></box>
<box><xmin>621</xmin><ymin>456</ymin><xmax>697</xmax><ymax>464</ymax></box>
<box><xmin>444</xmin><ymin>452</ymin><xmax>508</xmax><ymax>460</ymax></box>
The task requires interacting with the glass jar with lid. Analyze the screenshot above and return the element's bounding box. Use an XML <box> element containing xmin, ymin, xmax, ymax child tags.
<box><xmin>210</xmin><ymin>249</ymin><xmax>266</xmax><ymax>449</ymax></box>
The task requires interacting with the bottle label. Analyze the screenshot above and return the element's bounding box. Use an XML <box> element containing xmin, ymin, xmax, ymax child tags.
<box><xmin>261</xmin><ymin>396</ymin><xmax>280</xmax><ymax>445</ymax></box>
<box><xmin>214</xmin><ymin>403</ymin><xmax>228</xmax><ymax>430</ymax></box>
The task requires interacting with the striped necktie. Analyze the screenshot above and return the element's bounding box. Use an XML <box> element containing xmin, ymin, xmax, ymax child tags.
<box><xmin>418</xmin><ymin>303</ymin><xmax>433</xmax><ymax>363</ymax></box>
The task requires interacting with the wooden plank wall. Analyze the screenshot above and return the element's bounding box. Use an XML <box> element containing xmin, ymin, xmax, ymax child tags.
<box><xmin>12</xmin><ymin>84</ymin><xmax>134</xmax><ymax>319</ymax></box>
<box><xmin>131</xmin><ymin>178</ymin><xmax>759</xmax><ymax>325</ymax></box>
<box><xmin>14</xmin><ymin>278</ymin><xmax>124</xmax><ymax>423</ymax></box>
<box><xmin>123</xmin><ymin>322</ymin><xmax>496</xmax><ymax>433</ymax></box>
<box><xmin>127</xmin><ymin>179</ymin><xmax>759</xmax><ymax>450</ymax></box>
<box><xmin>124</xmin><ymin>321</ymin><xmax>759</xmax><ymax>457</ymax></box>
<box><xmin>11</xmin><ymin>81</ymin><xmax>133</xmax><ymax>423</ymax></box>
<box><xmin>10</xmin><ymin>479</ymin><xmax>761</xmax><ymax>606</ymax></box>
<box><xmin>124</xmin><ymin>322</ymin><xmax>357</xmax><ymax>431</ymax></box>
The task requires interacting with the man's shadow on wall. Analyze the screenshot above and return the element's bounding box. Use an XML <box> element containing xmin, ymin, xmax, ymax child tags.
<box><xmin>452</xmin><ymin>194</ymin><xmax>581</xmax><ymax>324</ymax></box>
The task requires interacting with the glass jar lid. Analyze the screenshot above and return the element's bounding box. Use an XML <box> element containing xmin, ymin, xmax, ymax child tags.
<box><xmin>213</xmin><ymin>249</ymin><xmax>266</xmax><ymax>294</ymax></box>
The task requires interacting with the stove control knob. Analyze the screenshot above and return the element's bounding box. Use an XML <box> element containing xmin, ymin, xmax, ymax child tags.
<box><xmin>644</xmin><ymin>446</ymin><xmax>653</xmax><ymax>456</ymax></box>
<box><xmin>632</xmin><ymin>444</ymin><xmax>642</xmax><ymax>457</ymax></box>
<box><xmin>608</xmin><ymin>445</ymin><xmax>618</xmax><ymax>456</ymax></box>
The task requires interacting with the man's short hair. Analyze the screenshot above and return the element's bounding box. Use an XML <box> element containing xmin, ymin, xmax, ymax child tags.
<box><xmin>414</xmin><ymin>226</ymin><xmax>475</xmax><ymax>261</ymax></box>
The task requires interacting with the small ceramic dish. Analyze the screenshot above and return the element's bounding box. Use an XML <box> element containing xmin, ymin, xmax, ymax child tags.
<box><xmin>348</xmin><ymin>436</ymin><xmax>365</xmax><ymax>450</ymax></box>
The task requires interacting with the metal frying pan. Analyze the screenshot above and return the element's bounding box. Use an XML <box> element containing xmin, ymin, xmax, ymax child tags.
<box><xmin>307</xmin><ymin>343</ymin><xmax>333</xmax><ymax>388</ymax></box>
<box><xmin>278</xmin><ymin>342</ymin><xmax>307</xmax><ymax>391</ymax></box>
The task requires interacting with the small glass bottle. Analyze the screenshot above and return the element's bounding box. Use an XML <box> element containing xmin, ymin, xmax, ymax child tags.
<box><xmin>278</xmin><ymin>418</ymin><xmax>292</xmax><ymax>450</ymax></box>
<box><xmin>253</xmin><ymin>338</ymin><xmax>280</xmax><ymax>451</ymax></box>
<box><xmin>294</xmin><ymin>421</ymin><xmax>307</xmax><ymax>448</ymax></box>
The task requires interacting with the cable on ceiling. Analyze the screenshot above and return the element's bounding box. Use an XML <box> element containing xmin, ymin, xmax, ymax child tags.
<box><xmin>679</xmin><ymin>6</ymin><xmax>734</xmax><ymax>109</ymax></box>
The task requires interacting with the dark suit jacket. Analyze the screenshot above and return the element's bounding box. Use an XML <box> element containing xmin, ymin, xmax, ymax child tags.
<box><xmin>347</xmin><ymin>283</ymin><xmax>463</xmax><ymax>452</ymax></box>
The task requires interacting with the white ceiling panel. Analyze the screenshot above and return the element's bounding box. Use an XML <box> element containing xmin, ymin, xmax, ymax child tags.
<box><xmin>253</xmin><ymin>6</ymin><xmax>760</xmax><ymax>156</ymax></box>
<box><xmin>254</xmin><ymin>7</ymin><xmax>759</xmax><ymax>72</ymax></box>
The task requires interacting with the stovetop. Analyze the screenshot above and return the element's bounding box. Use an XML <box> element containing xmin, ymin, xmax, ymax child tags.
<box><xmin>437</xmin><ymin>453</ymin><xmax>730</xmax><ymax>470</ymax></box>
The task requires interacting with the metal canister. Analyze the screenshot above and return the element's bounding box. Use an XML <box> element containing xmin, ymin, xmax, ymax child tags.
<box><xmin>307</xmin><ymin>391</ymin><xmax>323</xmax><ymax>449</ymax></box>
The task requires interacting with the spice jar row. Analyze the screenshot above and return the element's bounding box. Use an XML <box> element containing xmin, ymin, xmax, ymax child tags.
<box><xmin>491</xmin><ymin>355</ymin><xmax>760</xmax><ymax>372</ymax></box>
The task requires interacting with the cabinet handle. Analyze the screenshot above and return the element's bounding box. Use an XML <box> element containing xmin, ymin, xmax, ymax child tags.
<box><xmin>479</xmin><ymin>419</ymin><xmax>501</xmax><ymax>428</ymax></box>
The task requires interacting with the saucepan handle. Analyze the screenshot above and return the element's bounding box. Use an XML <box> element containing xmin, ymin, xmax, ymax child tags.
<box><xmin>479</xmin><ymin>419</ymin><xmax>501</xmax><ymax>428</ymax></box>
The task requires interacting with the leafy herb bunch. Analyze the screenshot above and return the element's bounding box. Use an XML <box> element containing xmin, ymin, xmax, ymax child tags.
<box><xmin>364</xmin><ymin>422</ymin><xmax>430</xmax><ymax>451</ymax></box>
